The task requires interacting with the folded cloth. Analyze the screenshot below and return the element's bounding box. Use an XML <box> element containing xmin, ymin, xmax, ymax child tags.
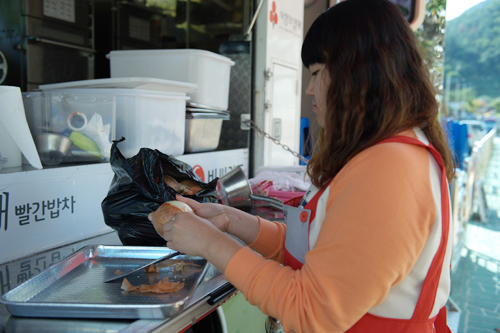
<box><xmin>249</xmin><ymin>170</ymin><xmax>311</xmax><ymax>192</ymax></box>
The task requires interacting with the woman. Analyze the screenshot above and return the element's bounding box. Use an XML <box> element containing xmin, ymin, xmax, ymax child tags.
<box><xmin>154</xmin><ymin>0</ymin><xmax>455</xmax><ymax>331</ymax></box>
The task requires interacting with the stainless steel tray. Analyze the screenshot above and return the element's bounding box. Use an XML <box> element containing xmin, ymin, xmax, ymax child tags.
<box><xmin>187</xmin><ymin>102</ymin><xmax>227</xmax><ymax>112</ymax></box>
<box><xmin>0</xmin><ymin>245</ymin><xmax>209</xmax><ymax>319</ymax></box>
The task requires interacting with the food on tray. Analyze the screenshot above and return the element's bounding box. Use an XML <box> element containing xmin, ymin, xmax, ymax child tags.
<box><xmin>172</xmin><ymin>261</ymin><xmax>203</xmax><ymax>274</ymax></box>
<box><xmin>163</xmin><ymin>175</ymin><xmax>203</xmax><ymax>195</ymax></box>
<box><xmin>148</xmin><ymin>201</ymin><xmax>193</xmax><ymax>236</ymax></box>
<box><xmin>115</xmin><ymin>269</ymin><xmax>122</xmax><ymax>274</ymax></box>
<box><xmin>144</xmin><ymin>260</ymin><xmax>202</xmax><ymax>273</ymax></box>
<box><xmin>121</xmin><ymin>277</ymin><xmax>184</xmax><ymax>294</ymax></box>
<box><xmin>158</xmin><ymin>259</ymin><xmax>183</xmax><ymax>266</ymax></box>
<box><xmin>144</xmin><ymin>264</ymin><xmax>157</xmax><ymax>273</ymax></box>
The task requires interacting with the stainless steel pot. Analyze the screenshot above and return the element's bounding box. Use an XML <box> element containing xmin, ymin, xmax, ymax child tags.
<box><xmin>217</xmin><ymin>166</ymin><xmax>283</xmax><ymax>210</ymax></box>
<box><xmin>35</xmin><ymin>133</ymin><xmax>73</xmax><ymax>166</ymax></box>
<box><xmin>185</xmin><ymin>110</ymin><xmax>230</xmax><ymax>153</ymax></box>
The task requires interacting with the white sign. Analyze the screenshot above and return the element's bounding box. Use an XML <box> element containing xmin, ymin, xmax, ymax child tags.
<box><xmin>129</xmin><ymin>16</ymin><xmax>151</xmax><ymax>42</ymax></box>
<box><xmin>0</xmin><ymin>164</ymin><xmax>114</xmax><ymax>263</ymax></box>
<box><xmin>179</xmin><ymin>148</ymin><xmax>249</xmax><ymax>182</ymax></box>
<box><xmin>43</xmin><ymin>0</ymin><xmax>76</xmax><ymax>23</ymax></box>
<box><xmin>266</xmin><ymin>0</ymin><xmax>304</xmax><ymax>66</ymax></box>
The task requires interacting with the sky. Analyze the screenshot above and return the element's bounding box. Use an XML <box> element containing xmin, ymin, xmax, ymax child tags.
<box><xmin>446</xmin><ymin>0</ymin><xmax>486</xmax><ymax>20</ymax></box>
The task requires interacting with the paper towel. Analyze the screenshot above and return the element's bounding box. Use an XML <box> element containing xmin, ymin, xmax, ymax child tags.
<box><xmin>0</xmin><ymin>120</ymin><xmax>22</xmax><ymax>168</ymax></box>
<box><xmin>0</xmin><ymin>86</ymin><xmax>42</xmax><ymax>169</ymax></box>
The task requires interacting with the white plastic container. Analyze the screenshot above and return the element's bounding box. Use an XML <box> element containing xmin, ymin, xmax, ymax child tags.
<box><xmin>50</xmin><ymin>88</ymin><xmax>188</xmax><ymax>158</ymax></box>
<box><xmin>22</xmin><ymin>91</ymin><xmax>116</xmax><ymax>165</ymax></box>
<box><xmin>108</xmin><ymin>49</ymin><xmax>235</xmax><ymax>110</ymax></box>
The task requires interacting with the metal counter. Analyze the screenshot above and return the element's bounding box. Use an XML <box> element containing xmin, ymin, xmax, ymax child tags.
<box><xmin>0</xmin><ymin>231</ymin><xmax>237</xmax><ymax>333</ymax></box>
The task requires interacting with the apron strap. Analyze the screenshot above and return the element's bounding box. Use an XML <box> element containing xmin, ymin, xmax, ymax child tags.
<box><xmin>303</xmin><ymin>182</ymin><xmax>330</xmax><ymax>223</ymax></box>
<box><xmin>283</xmin><ymin>196</ymin><xmax>306</xmax><ymax>208</ymax></box>
<box><xmin>377</xmin><ymin>136</ymin><xmax>450</xmax><ymax>321</ymax></box>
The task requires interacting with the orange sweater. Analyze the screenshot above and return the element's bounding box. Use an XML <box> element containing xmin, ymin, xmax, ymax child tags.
<box><xmin>224</xmin><ymin>129</ymin><xmax>452</xmax><ymax>332</ymax></box>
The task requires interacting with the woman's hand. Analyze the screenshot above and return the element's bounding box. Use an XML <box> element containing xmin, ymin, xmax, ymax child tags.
<box><xmin>162</xmin><ymin>211</ymin><xmax>243</xmax><ymax>273</ymax></box>
<box><xmin>174</xmin><ymin>194</ymin><xmax>261</xmax><ymax>246</ymax></box>
<box><xmin>161</xmin><ymin>211</ymin><xmax>218</xmax><ymax>257</ymax></box>
<box><xmin>174</xmin><ymin>194</ymin><xmax>230</xmax><ymax>233</ymax></box>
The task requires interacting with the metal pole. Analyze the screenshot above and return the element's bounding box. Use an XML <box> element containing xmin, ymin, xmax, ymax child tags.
<box><xmin>462</xmin><ymin>83</ymin><xmax>467</xmax><ymax>118</ymax></box>
<box><xmin>186</xmin><ymin>0</ymin><xmax>190</xmax><ymax>48</ymax></box>
<box><xmin>244</xmin><ymin>0</ymin><xmax>265</xmax><ymax>40</ymax></box>
<box><xmin>445</xmin><ymin>73</ymin><xmax>451</xmax><ymax>111</ymax></box>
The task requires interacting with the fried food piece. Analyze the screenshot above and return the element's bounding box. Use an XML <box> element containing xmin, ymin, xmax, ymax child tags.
<box><xmin>164</xmin><ymin>175</ymin><xmax>185</xmax><ymax>192</ymax></box>
<box><xmin>145</xmin><ymin>260</ymin><xmax>202</xmax><ymax>274</ymax></box>
<box><xmin>173</xmin><ymin>262</ymin><xmax>202</xmax><ymax>274</ymax></box>
<box><xmin>179</xmin><ymin>180</ymin><xmax>203</xmax><ymax>195</ymax></box>
<box><xmin>144</xmin><ymin>264</ymin><xmax>157</xmax><ymax>273</ymax></box>
<box><xmin>179</xmin><ymin>180</ymin><xmax>198</xmax><ymax>187</ymax></box>
<box><xmin>162</xmin><ymin>173</ymin><xmax>203</xmax><ymax>195</ymax></box>
<box><xmin>157</xmin><ymin>259</ymin><xmax>184</xmax><ymax>267</ymax></box>
<box><xmin>121</xmin><ymin>277</ymin><xmax>184</xmax><ymax>294</ymax></box>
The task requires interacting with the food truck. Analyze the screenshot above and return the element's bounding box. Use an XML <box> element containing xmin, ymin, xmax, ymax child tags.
<box><xmin>0</xmin><ymin>0</ymin><xmax>425</xmax><ymax>331</ymax></box>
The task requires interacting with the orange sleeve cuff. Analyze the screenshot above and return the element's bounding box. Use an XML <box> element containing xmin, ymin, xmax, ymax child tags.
<box><xmin>247</xmin><ymin>216</ymin><xmax>286</xmax><ymax>260</ymax></box>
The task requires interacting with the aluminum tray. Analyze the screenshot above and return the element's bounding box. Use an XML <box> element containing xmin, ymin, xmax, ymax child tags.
<box><xmin>0</xmin><ymin>245</ymin><xmax>209</xmax><ymax>320</ymax></box>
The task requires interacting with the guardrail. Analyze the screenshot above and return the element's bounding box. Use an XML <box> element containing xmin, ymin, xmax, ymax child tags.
<box><xmin>450</xmin><ymin>127</ymin><xmax>496</xmax><ymax>270</ymax></box>
<box><xmin>475</xmin><ymin>128</ymin><xmax>497</xmax><ymax>180</ymax></box>
<box><xmin>470</xmin><ymin>128</ymin><xmax>496</xmax><ymax>223</ymax></box>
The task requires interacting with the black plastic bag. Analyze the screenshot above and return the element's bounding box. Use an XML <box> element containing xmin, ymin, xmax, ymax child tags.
<box><xmin>101</xmin><ymin>138</ymin><xmax>218</xmax><ymax>246</ymax></box>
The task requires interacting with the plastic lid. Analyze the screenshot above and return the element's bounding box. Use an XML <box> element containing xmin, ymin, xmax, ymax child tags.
<box><xmin>107</xmin><ymin>49</ymin><xmax>235</xmax><ymax>66</ymax></box>
<box><xmin>39</xmin><ymin>77</ymin><xmax>197</xmax><ymax>94</ymax></box>
<box><xmin>46</xmin><ymin>88</ymin><xmax>191</xmax><ymax>100</ymax></box>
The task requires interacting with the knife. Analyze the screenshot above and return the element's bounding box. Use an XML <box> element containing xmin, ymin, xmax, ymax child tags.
<box><xmin>104</xmin><ymin>251</ymin><xmax>182</xmax><ymax>283</ymax></box>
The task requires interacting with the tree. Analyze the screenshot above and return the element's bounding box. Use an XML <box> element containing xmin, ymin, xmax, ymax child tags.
<box><xmin>414</xmin><ymin>0</ymin><xmax>447</xmax><ymax>114</ymax></box>
<box><xmin>444</xmin><ymin>0</ymin><xmax>500</xmax><ymax>98</ymax></box>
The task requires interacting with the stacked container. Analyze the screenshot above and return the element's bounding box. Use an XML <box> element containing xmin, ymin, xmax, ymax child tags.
<box><xmin>37</xmin><ymin>77</ymin><xmax>196</xmax><ymax>158</ymax></box>
<box><xmin>108</xmin><ymin>49</ymin><xmax>235</xmax><ymax>110</ymax></box>
<box><xmin>108</xmin><ymin>49</ymin><xmax>234</xmax><ymax>153</ymax></box>
<box><xmin>22</xmin><ymin>91</ymin><xmax>116</xmax><ymax>165</ymax></box>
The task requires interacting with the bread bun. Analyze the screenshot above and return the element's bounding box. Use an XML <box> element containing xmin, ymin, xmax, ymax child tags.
<box><xmin>148</xmin><ymin>201</ymin><xmax>193</xmax><ymax>236</ymax></box>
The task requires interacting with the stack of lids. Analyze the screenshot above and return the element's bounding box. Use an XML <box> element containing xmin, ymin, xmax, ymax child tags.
<box><xmin>186</xmin><ymin>102</ymin><xmax>230</xmax><ymax>121</ymax></box>
<box><xmin>38</xmin><ymin>77</ymin><xmax>197</xmax><ymax>97</ymax></box>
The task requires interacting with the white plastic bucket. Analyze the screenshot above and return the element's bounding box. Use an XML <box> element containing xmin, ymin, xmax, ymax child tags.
<box><xmin>108</xmin><ymin>49</ymin><xmax>234</xmax><ymax>110</ymax></box>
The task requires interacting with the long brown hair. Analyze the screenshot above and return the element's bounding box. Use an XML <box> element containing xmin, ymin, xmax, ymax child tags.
<box><xmin>301</xmin><ymin>0</ymin><xmax>455</xmax><ymax>188</ymax></box>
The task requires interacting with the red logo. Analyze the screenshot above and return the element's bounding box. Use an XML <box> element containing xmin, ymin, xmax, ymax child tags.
<box><xmin>193</xmin><ymin>165</ymin><xmax>205</xmax><ymax>182</ymax></box>
<box><xmin>270</xmin><ymin>1</ymin><xmax>278</xmax><ymax>26</ymax></box>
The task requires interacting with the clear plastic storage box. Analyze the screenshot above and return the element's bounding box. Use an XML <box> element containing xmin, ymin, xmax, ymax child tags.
<box><xmin>22</xmin><ymin>92</ymin><xmax>116</xmax><ymax>165</ymax></box>
<box><xmin>46</xmin><ymin>88</ymin><xmax>189</xmax><ymax>158</ymax></box>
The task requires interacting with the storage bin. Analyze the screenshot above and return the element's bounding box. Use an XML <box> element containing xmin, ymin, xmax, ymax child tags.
<box><xmin>22</xmin><ymin>91</ymin><xmax>116</xmax><ymax>165</ymax></box>
<box><xmin>50</xmin><ymin>88</ymin><xmax>189</xmax><ymax>158</ymax></box>
<box><xmin>185</xmin><ymin>111</ymin><xmax>229</xmax><ymax>153</ymax></box>
<box><xmin>108</xmin><ymin>49</ymin><xmax>235</xmax><ymax>110</ymax></box>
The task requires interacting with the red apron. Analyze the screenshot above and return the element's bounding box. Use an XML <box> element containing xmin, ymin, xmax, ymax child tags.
<box><xmin>282</xmin><ymin>136</ymin><xmax>452</xmax><ymax>332</ymax></box>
